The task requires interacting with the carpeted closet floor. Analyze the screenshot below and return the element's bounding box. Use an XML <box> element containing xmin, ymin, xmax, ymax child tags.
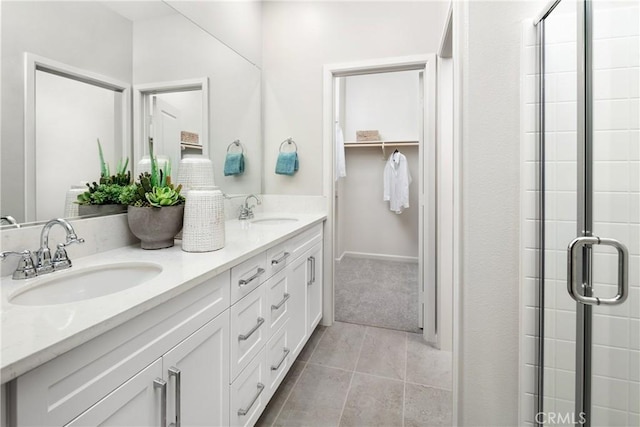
<box><xmin>334</xmin><ymin>256</ymin><xmax>420</xmax><ymax>333</ymax></box>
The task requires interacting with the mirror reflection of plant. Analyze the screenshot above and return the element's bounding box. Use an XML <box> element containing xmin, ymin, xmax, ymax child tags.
<box><xmin>77</xmin><ymin>139</ymin><xmax>131</xmax><ymax>205</ymax></box>
<box><xmin>119</xmin><ymin>138</ymin><xmax>184</xmax><ymax>208</ymax></box>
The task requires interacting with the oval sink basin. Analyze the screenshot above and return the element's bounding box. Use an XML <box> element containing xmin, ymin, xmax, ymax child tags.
<box><xmin>9</xmin><ymin>262</ymin><xmax>163</xmax><ymax>306</ymax></box>
<box><xmin>251</xmin><ymin>218</ymin><xmax>299</xmax><ymax>225</ymax></box>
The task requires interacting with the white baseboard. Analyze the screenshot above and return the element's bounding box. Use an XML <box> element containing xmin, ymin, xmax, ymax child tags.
<box><xmin>337</xmin><ymin>251</ymin><xmax>418</xmax><ymax>264</ymax></box>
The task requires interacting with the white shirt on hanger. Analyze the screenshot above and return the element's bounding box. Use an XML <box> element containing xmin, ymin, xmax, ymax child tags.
<box><xmin>383</xmin><ymin>151</ymin><xmax>412</xmax><ymax>214</ymax></box>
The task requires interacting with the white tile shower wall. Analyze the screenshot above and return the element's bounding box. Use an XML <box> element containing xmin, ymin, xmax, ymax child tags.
<box><xmin>521</xmin><ymin>4</ymin><xmax>640</xmax><ymax>426</ymax></box>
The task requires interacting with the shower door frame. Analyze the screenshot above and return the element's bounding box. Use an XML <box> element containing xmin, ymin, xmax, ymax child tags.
<box><xmin>534</xmin><ymin>1</ymin><xmax>632</xmax><ymax>425</ymax></box>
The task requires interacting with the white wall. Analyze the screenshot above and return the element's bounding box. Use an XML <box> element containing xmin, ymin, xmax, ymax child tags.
<box><xmin>262</xmin><ymin>1</ymin><xmax>449</xmax><ymax>195</ymax></box>
<box><xmin>344</xmin><ymin>71</ymin><xmax>420</xmax><ymax>142</ymax></box>
<box><xmin>455</xmin><ymin>1</ymin><xmax>544</xmax><ymax>425</ymax></box>
<box><xmin>0</xmin><ymin>1</ymin><xmax>132</xmax><ymax>222</ymax></box>
<box><xmin>337</xmin><ymin>71</ymin><xmax>421</xmax><ymax>260</ymax></box>
<box><xmin>166</xmin><ymin>0</ymin><xmax>262</xmax><ymax>68</ymax></box>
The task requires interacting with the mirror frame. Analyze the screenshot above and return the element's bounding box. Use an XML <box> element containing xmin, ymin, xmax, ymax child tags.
<box><xmin>24</xmin><ymin>52</ymin><xmax>131</xmax><ymax>222</ymax></box>
<box><xmin>133</xmin><ymin>77</ymin><xmax>210</xmax><ymax>175</ymax></box>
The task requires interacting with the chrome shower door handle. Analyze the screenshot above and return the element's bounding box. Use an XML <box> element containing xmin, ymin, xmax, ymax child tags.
<box><xmin>567</xmin><ymin>235</ymin><xmax>629</xmax><ymax>306</ymax></box>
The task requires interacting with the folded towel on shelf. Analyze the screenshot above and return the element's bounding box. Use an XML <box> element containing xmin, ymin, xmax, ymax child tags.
<box><xmin>224</xmin><ymin>152</ymin><xmax>245</xmax><ymax>176</ymax></box>
<box><xmin>275</xmin><ymin>152</ymin><xmax>299</xmax><ymax>176</ymax></box>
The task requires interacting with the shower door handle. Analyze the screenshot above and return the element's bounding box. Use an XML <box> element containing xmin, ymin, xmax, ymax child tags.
<box><xmin>567</xmin><ymin>236</ymin><xmax>628</xmax><ymax>306</ymax></box>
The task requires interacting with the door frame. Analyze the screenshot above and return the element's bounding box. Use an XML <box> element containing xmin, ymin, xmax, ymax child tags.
<box><xmin>133</xmin><ymin>77</ymin><xmax>209</xmax><ymax>172</ymax></box>
<box><xmin>321</xmin><ymin>54</ymin><xmax>437</xmax><ymax>344</ymax></box>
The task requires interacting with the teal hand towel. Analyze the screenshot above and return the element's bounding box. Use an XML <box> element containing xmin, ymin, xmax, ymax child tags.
<box><xmin>275</xmin><ymin>152</ymin><xmax>299</xmax><ymax>176</ymax></box>
<box><xmin>224</xmin><ymin>153</ymin><xmax>244</xmax><ymax>176</ymax></box>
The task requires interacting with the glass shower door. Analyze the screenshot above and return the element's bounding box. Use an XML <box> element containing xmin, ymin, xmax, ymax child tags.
<box><xmin>539</xmin><ymin>1</ymin><xmax>639</xmax><ymax>426</ymax></box>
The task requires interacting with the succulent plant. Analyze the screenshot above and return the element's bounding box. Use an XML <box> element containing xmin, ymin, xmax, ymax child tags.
<box><xmin>76</xmin><ymin>139</ymin><xmax>132</xmax><ymax>206</ymax></box>
<box><xmin>121</xmin><ymin>139</ymin><xmax>184</xmax><ymax>208</ymax></box>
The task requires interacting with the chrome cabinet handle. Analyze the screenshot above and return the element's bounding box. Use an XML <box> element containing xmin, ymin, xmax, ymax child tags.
<box><xmin>239</xmin><ymin>268</ymin><xmax>265</xmax><ymax>286</ymax></box>
<box><xmin>271</xmin><ymin>293</ymin><xmax>290</xmax><ymax>310</ymax></box>
<box><xmin>307</xmin><ymin>257</ymin><xmax>313</xmax><ymax>286</ymax></box>
<box><xmin>311</xmin><ymin>256</ymin><xmax>316</xmax><ymax>283</ymax></box>
<box><xmin>154</xmin><ymin>378</ymin><xmax>167</xmax><ymax>427</ymax></box>
<box><xmin>237</xmin><ymin>383</ymin><xmax>265</xmax><ymax>416</ymax></box>
<box><xmin>271</xmin><ymin>347</ymin><xmax>290</xmax><ymax>371</ymax></box>
<box><xmin>567</xmin><ymin>236</ymin><xmax>629</xmax><ymax>306</ymax></box>
<box><xmin>238</xmin><ymin>317</ymin><xmax>265</xmax><ymax>341</ymax></box>
<box><xmin>168</xmin><ymin>367</ymin><xmax>181</xmax><ymax>427</ymax></box>
<box><xmin>271</xmin><ymin>252</ymin><xmax>291</xmax><ymax>265</ymax></box>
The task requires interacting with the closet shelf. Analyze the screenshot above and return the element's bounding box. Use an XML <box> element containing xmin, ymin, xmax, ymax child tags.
<box><xmin>344</xmin><ymin>141</ymin><xmax>419</xmax><ymax>158</ymax></box>
<box><xmin>344</xmin><ymin>141</ymin><xmax>419</xmax><ymax>147</ymax></box>
<box><xmin>180</xmin><ymin>142</ymin><xmax>203</xmax><ymax>151</ymax></box>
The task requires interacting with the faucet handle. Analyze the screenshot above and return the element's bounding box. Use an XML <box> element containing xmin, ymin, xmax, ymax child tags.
<box><xmin>61</xmin><ymin>235</ymin><xmax>85</xmax><ymax>247</ymax></box>
<box><xmin>0</xmin><ymin>250</ymin><xmax>37</xmax><ymax>280</ymax></box>
<box><xmin>52</xmin><ymin>244</ymin><xmax>72</xmax><ymax>270</ymax></box>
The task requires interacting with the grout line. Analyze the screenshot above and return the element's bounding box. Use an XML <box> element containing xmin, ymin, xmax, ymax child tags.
<box><xmin>404</xmin><ymin>379</ymin><xmax>454</xmax><ymax>393</ymax></box>
<box><xmin>270</xmin><ymin>361</ymin><xmax>309</xmax><ymax>426</ymax></box>
<box><xmin>337</xmin><ymin>325</ymin><xmax>368</xmax><ymax>425</ymax></box>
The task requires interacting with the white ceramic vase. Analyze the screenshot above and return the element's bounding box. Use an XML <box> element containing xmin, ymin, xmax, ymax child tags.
<box><xmin>182</xmin><ymin>186</ymin><xmax>225</xmax><ymax>252</ymax></box>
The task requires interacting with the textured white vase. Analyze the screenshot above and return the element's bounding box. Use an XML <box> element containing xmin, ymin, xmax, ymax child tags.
<box><xmin>136</xmin><ymin>155</ymin><xmax>171</xmax><ymax>177</ymax></box>
<box><xmin>64</xmin><ymin>184</ymin><xmax>87</xmax><ymax>217</ymax></box>
<box><xmin>176</xmin><ymin>154</ymin><xmax>215</xmax><ymax>190</ymax></box>
<box><xmin>182</xmin><ymin>186</ymin><xmax>225</xmax><ymax>252</ymax></box>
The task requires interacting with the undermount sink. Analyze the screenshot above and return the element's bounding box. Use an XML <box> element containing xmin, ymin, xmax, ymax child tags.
<box><xmin>250</xmin><ymin>218</ymin><xmax>299</xmax><ymax>225</ymax></box>
<box><xmin>9</xmin><ymin>262</ymin><xmax>163</xmax><ymax>306</ymax></box>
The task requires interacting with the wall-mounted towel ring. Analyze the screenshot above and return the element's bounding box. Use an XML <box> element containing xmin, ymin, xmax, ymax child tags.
<box><xmin>279</xmin><ymin>137</ymin><xmax>298</xmax><ymax>153</ymax></box>
<box><xmin>226</xmin><ymin>139</ymin><xmax>244</xmax><ymax>154</ymax></box>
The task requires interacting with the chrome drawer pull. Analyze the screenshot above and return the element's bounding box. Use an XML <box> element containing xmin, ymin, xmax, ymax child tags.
<box><xmin>307</xmin><ymin>257</ymin><xmax>313</xmax><ymax>286</ymax></box>
<box><xmin>239</xmin><ymin>268</ymin><xmax>265</xmax><ymax>286</ymax></box>
<box><xmin>168</xmin><ymin>367</ymin><xmax>181</xmax><ymax>427</ymax></box>
<box><xmin>237</xmin><ymin>383</ymin><xmax>265</xmax><ymax>416</ymax></box>
<box><xmin>238</xmin><ymin>317</ymin><xmax>265</xmax><ymax>341</ymax></box>
<box><xmin>153</xmin><ymin>378</ymin><xmax>167</xmax><ymax>427</ymax></box>
<box><xmin>271</xmin><ymin>252</ymin><xmax>291</xmax><ymax>265</ymax></box>
<box><xmin>310</xmin><ymin>256</ymin><xmax>316</xmax><ymax>284</ymax></box>
<box><xmin>271</xmin><ymin>347</ymin><xmax>290</xmax><ymax>371</ymax></box>
<box><xmin>271</xmin><ymin>293</ymin><xmax>290</xmax><ymax>310</ymax></box>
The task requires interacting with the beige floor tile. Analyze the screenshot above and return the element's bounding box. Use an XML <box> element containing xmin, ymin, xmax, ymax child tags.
<box><xmin>274</xmin><ymin>364</ymin><xmax>352</xmax><ymax>427</ymax></box>
<box><xmin>355</xmin><ymin>327</ymin><xmax>407</xmax><ymax>380</ymax></box>
<box><xmin>339</xmin><ymin>373</ymin><xmax>404</xmax><ymax>427</ymax></box>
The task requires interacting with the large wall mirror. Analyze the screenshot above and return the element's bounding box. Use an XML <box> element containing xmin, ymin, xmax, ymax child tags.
<box><xmin>1</xmin><ymin>0</ymin><xmax>262</xmax><ymax>227</ymax></box>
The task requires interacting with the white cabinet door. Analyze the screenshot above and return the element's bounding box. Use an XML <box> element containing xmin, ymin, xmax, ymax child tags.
<box><xmin>229</xmin><ymin>349</ymin><xmax>267</xmax><ymax>427</ymax></box>
<box><xmin>162</xmin><ymin>312</ymin><xmax>230</xmax><ymax>427</ymax></box>
<box><xmin>287</xmin><ymin>253</ymin><xmax>308</xmax><ymax>359</ymax></box>
<box><xmin>230</xmin><ymin>285</ymin><xmax>268</xmax><ymax>381</ymax></box>
<box><xmin>306</xmin><ymin>243</ymin><xmax>323</xmax><ymax>332</ymax></box>
<box><xmin>65</xmin><ymin>359</ymin><xmax>163</xmax><ymax>427</ymax></box>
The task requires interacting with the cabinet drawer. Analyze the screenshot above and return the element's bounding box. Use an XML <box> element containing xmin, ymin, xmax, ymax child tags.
<box><xmin>290</xmin><ymin>223</ymin><xmax>322</xmax><ymax>262</ymax></box>
<box><xmin>229</xmin><ymin>349</ymin><xmax>267</xmax><ymax>427</ymax></box>
<box><xmin>265</xmin><ymin>320</ymin><xmax>291</xmax><ymax>401</ymax></box>
<box><xmin>265</xmin><ymin>240</ymin><xmax>293</xmax><ymax>278</ymax></box>
<box><xmin>230</xmin><ymin>285</ymin><xmax>268</xmax><ymax>381</ymax></box>
<box><xmin>264</xmin><ymin>269</ymin><xmax>291</xmax><ymax>338</ymax></box>
<box><xmin>12</xmin><ymin>272</ymin><xmax>230</xmax><ymax>426</ymax></box>
<box><xmin>231</xmin><ymin>252</ymin><xmax>267</xmax><ymax>304</ymax></box>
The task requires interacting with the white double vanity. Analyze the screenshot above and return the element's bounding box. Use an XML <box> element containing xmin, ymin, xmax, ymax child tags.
<box><xmin>0</xmin><ymin>211</ymin><xmax>326</xmax><ymax>426</ymax></box>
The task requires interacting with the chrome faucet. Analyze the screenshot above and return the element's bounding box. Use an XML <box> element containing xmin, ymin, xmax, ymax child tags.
<box><xmin>238</xmin><ymin>194</ymin><xmax>261</xmax><ymax>220</ymax></box>
<box><xmin>36</xmin><ymin>218</ymin><xmax>85</xmax><ymax>274</ymax></box>
<box><xmin>1</xmin><ymin>216</ymin><xmax>19</xmax><ymax>227</ymax></box>
<box><xmin>0</xmin><ymin>250</ymin><xmax>37</xmax><ymax>280</ymax></box>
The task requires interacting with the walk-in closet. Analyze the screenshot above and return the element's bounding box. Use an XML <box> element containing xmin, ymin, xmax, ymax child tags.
<box><xmin>334</xmin><ymin>70</ymin><xmax>426</xmax><ymax>333</ymax></box>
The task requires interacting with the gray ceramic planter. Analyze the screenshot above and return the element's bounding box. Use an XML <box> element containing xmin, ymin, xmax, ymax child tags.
<box><xmin>127</xmin><ymin>205</ymin><xmax>184</xmax><ymax>249</ymax></box>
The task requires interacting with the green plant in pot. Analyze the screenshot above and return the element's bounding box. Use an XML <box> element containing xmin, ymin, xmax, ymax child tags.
<box><xmin>121</xmin><ymin>139</ymin><xmax>185</xmax><ymax>249</ymax></box>
<box><xmin>76</xmin><ymin>139</ymin><xmax>131</xmax><ymax>216</ymax></box>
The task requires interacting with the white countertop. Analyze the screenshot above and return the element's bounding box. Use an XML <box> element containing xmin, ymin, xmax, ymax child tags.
<box><xmin>0</xmin><ymin>213</ymin><xmax>326</xmax><ymax>384</ymax></box>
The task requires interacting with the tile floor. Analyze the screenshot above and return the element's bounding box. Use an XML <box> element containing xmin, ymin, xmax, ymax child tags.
<box><xmin>335</xmin><ymin>257</ymin><xmax>420</xmax><ymax>333</ymax></box>
<box><xmin>257</xmin><ymin>322</ymin><xmax>453</xmax><ymax>427</ymax></box>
